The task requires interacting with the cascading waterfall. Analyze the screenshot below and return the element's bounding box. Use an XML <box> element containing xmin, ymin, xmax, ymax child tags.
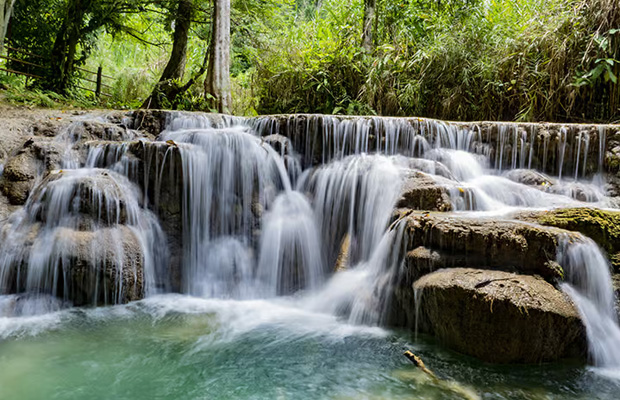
<box><xmin>3</xmin><ymin>111</ymin><xmax>620</xmax><ymax>394</ymax></box>
<box><xmin>299</xmin><ymin>154</ymin><xmax>405</xmax><ymax>266</ymax></box>
<box><xmin>157</xmin><ymin>125</ymin><xmax>293</xmax><ymax>297</ymax></box>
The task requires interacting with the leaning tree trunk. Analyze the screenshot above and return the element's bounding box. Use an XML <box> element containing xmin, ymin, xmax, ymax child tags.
<box><xmin>361</xmin><ymin>0</ymin><xmax>376</xmax><ymax>51</ymax></box>
<box><xmin>143</xmin><ymin>0</ymin><xmax>193</xmax><ymax>109</ymax></box>
<box><xmin>204</xmin><ymin>0</ymin><xmax>231</xmax><ymax>113</ymax></box>
<box><xmin>0</xmin><ymin>0</ymin><xmax>16</xmax><ymax>54</ymax></box>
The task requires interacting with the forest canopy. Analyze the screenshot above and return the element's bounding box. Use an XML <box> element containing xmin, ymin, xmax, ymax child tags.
<box><xmin>0</xmin><ymin>0</ymin><xmax>618</xmax><ymax>122</ymax></box>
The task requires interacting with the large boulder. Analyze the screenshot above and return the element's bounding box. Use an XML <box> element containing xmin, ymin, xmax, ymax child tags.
<box><xmin>504</xmin><ymin>169</ymin><xmax>553</xmax><ymax>187</ymax></box>
<box><xmin>413</xmin><ymin>268</ymin><xmax>585</xmax><ymax>363</ymax></box>
<box><xmin>28</xmin><ymin>169</ymin><xmax>141</xmax><ymax>227</ymax></box>
<box><xmin>62</xmin><ymin>227</ymin><xmax>145</xmax><ymax>305</ymax></box>
<box><xmin>86</xmin><ymin>140</ymin><xmax>184</xmax><ymax>290</ymax></box>
<box><xmin>1</xmin><ymin>226</ymin><xmax>145</xmax><ymax>306</ymax></box>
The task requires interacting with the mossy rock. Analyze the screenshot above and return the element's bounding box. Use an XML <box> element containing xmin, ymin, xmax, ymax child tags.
<box><xmin>523</xmin><ymin>208</ymin><xmax>620</xmax><ymax>271</ymax></box>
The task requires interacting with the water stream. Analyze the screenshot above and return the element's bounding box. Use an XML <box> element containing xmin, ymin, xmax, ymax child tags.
<box><xmin>1</xmin><ymin>113</ymin><xmax>620</xmax><ymax>398</ymax></box>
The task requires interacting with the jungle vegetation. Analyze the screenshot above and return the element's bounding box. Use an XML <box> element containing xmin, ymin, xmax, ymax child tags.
<box><xmin>0</xmin><ymin>0</ymin><xmax>618</xmax><ymax>122</ymax></box>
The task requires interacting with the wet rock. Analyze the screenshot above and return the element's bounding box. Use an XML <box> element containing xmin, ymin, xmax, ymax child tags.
<box><xmin>406</xmin><ymin>158</ymin><xmax>456</xmax><ymax>180</ymax></box>
<box><xmin>518</xmin><ymin>208</ymin><xmax>620</xmax><ymax>271</ymax></box>
<box><xmin>399</xmin><ymin>212</ymin><xmax>567</xmax><ymax>281</ymax></box>
<box><xmin>119</xmin><ymin>141</ymin><xmax>184</xmax><ymax>291</ymax></box>
<box><xmin>76</xmin><ymin>120</ymin><xmax>131</xmax><ymax>142</ymax></box>
<box><xmin>396</xmin><ymin>171</ymin><xmax>453</xmax><ymax>212</ymax></box>
<box><xmin>129</xmin><ymin>110</ymin><xmax>169</xmax><ymax>136</ymax></box>
<box><xmin>28</xmin><ymin>169</ymin><xmax>140</xmax><ymax>226</ymax></box>
<box><xmin>3</xmin><ymin>226</ymin><xmax>144</xmax><ymax>306</ymax></box>
<box><xmin>334</xmin><ymin>234</ymin><xmax>351</xmax><ymax>272</ymax></box>
<box><xmin>613</xmin><ymin>274</ymin><xmax>620</xmax><ymax>316</ymax></box>
<box><xmin>262</xmin><ymin>134</ymin><xmax>291</xmax><ymax>155</ymax></box>
<box><xmin>414</xmin><ymin>268</ymin><xmax>585</xmax><ymax>363</ymax></box>
<box><xmin>504</xmin><ymin>169</ymin><xmax>553</xmax><ymax>187</ymax></box>
<box><xmin>1</xmin><ymin>133</ymin><xmax>91</xmax><ymax>205</ymax></box>
<box><xmin>56</xmin><ymin>227</ymin><xmax>144</xmax><ymax>305</ymax></box>
<box><xmin>0</xmin><ymin>192</ymin><xmax>18</xmax><ymax>223</ymax></box>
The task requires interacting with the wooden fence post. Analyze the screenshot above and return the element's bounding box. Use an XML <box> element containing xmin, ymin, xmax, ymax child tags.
<box><xmin>95</xmin><ymin>66</ymin><xmax>102</xmax><ymax>97</ymax></box>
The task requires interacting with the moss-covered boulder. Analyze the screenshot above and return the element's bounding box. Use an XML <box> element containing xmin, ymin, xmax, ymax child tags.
<box><xmin>519</xmin><ymin>208</ymin><xmax>620</xmax><ymax>270</ymax></box>
<box><xmin>414</xmin><ymin>268</ymin><xmax>585</xmax><ymax>363</ymax></box>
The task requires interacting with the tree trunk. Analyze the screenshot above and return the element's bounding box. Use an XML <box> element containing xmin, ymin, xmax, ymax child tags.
<box><xmin>361</xmin><ymin>0</ymin><xmax>376</xmax><ymax>51</ymax></box>
<box><xmin>204</xmin><ymin>0</ymin><xmax>231</xmax><ymax>113</ymax></box>
<box><xmin>0</xmin><ymin>0</ymin><xmax>16</xmax><ymax>54</ymax></box>
<box><xmin>143</xmin><ymin>0</ymin><xmax>193</xmax><ymax>109</ymax></box>
<box><xmin>49</xmin><ymin>0</ymin><xmax>84</xmax><ymax>92</ymax></box>
<box><xmin>159</xmin><ymin>0</ymin><xmax>192</xmax><ymax>82</ymax></box>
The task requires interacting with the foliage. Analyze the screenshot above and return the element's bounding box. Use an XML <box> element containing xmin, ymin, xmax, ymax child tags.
<box><xmin>0</xmin><ymin>73</ymin><xmax>96</xmax><ymax>108</ymax></box>
<box><xmin>3</xmin><ymin>0</ymin><xmax>619</xmax><ymax>121</ymax></box>
<box><xmin>249</xmin><ymin>0</ymin><xmax>620</xmax><ymax>122</ymax></box>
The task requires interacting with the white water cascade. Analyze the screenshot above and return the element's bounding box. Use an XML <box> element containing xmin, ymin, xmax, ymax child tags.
<box><xmin>1</xmin><ymin>112</ymin><xmax>620</xmax><ymax>382</ymax></box>
<box><xmin>559</xmin><ymin>236</ymin><xmax>620</xmax><ymax>372</ymax></box>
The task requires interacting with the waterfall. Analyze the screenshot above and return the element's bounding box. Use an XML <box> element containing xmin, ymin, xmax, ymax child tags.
<box><xmin>157</xmin><ymin>125</ymin><xmax>291</xmax><ymax>297</ymax></box>
<box><xmin>558</xmin><ymin>236</ymin><xmax>620</xmax><ymax>370</ymax></box>
<box><xmin>2</xmin><ymin>111</ymin><xmax>620</xmax><ymax>377</ymax></box>
<box><xmin>256</xmin><ymin>191</ymin><xmax>325</xmax><ymax>296</ymax></box>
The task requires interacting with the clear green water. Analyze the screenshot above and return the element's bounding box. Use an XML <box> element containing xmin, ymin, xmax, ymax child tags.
<box><xmin>1</xmin><ymin>295</ymin><xmax>619</xmax><ymax>400</ymax></box>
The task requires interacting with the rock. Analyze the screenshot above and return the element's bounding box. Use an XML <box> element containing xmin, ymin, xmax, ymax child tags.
<box><xmin>77</xmin><ymin>120</ymin><xmax>132</xmax><ymax>142</ymax></box>
<box><xmin>2</xmin><ymin>226</ymin><xmax>144</xmax><ymax>306</ymax></box>
<box><xmin>262</xmin><ymin>134</ymin><xmax>291</xmax><ymax>155</ymax></box>
<box><xmin>32</xmin><ymin>119</ymin><xmax>67</xmax><ymax>137</ymax></box>
<box><xmin>28</xmin><ymin>169</ymin><xmax>141</xmax><ymax>227</ymax></box>
<box><xmin>0</xmin><ymin>192</ymin><xmax>17</xmax><ymax>223</ymax></box>
<box><xmin>400</xmin><ymin>212</ymin><xmax>567</xmax><ymax>281</ymax></box>
<box><xmin>1</xmin><ymin>139</ymin><xmax>44</xmax><ymax>204</ymax></box>
<box><xmin>334</xmin><ymin>234</ymin><xmax>351</xmax><ymax>272</ymax></box>
<box><xmin>1</xmin><ymin>134</ymin><xmax>84</xmax><ymax>205</ymax></box>
<box><xmin>413</xmin><ymin>268</ymin><xmax>585</xmax><ymax>363</ymax></box>
<box><xmin>518</xmin><ymin>208</ymin><xmax>620</xmax><ymax>271</ymax></box>
<box><xmin>93</xmin><ymin>140</ymin><xmax>184</xmax><ymax>291</ymax></box>
<box><xmin>58</xmin><ymin>227</ymin><xmax>144</xmax><ymax>305</ymax></box>
<box><xmin>129</xmin><ymin>110</ymin><xmax>169</xmax><ymax>137</ymax></box>
<box><xmin>504</xmin><ymin>169</ymin><xmax>553</xmax><ymax>187</ymax></box>
<box><xmin>396</xmin><ymin>171</ymin><xmax>453</xmax><ymax>211</ymax></box>
<box><xmin>406</xmin><ymin>158</ymin><xmax>456</xmax><ymax>180</ymax></box>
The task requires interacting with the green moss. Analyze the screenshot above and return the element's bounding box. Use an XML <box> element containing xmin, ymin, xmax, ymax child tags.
<box><xmin>537</xmin><ymin>208</ymin><xmax>620</xmax><ymax>270</ymax></box>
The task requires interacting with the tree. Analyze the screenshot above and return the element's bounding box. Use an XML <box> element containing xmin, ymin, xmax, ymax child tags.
<box><xmin>361</xmin><ymin>0</ymin><xmax>375</xmax><ymax>51</ymax></box>
<box><xmin>204</xmin><ymin>0</ymin><xmax>231</xmax><ymax>113</ymax></box>
<box><xmin>143</xmin><ymin>0</ymin><xmax>194</xmax><ymax>108</ymax></box>
<box><xmin>0</xmin><ymin>0</ymin><xmax>16</xmax><ymax>54</ymax></box>
<box><xmin>45</xmin><ymin>0</ymin><xmax>150</xmax><ymax>93</ymax></box>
